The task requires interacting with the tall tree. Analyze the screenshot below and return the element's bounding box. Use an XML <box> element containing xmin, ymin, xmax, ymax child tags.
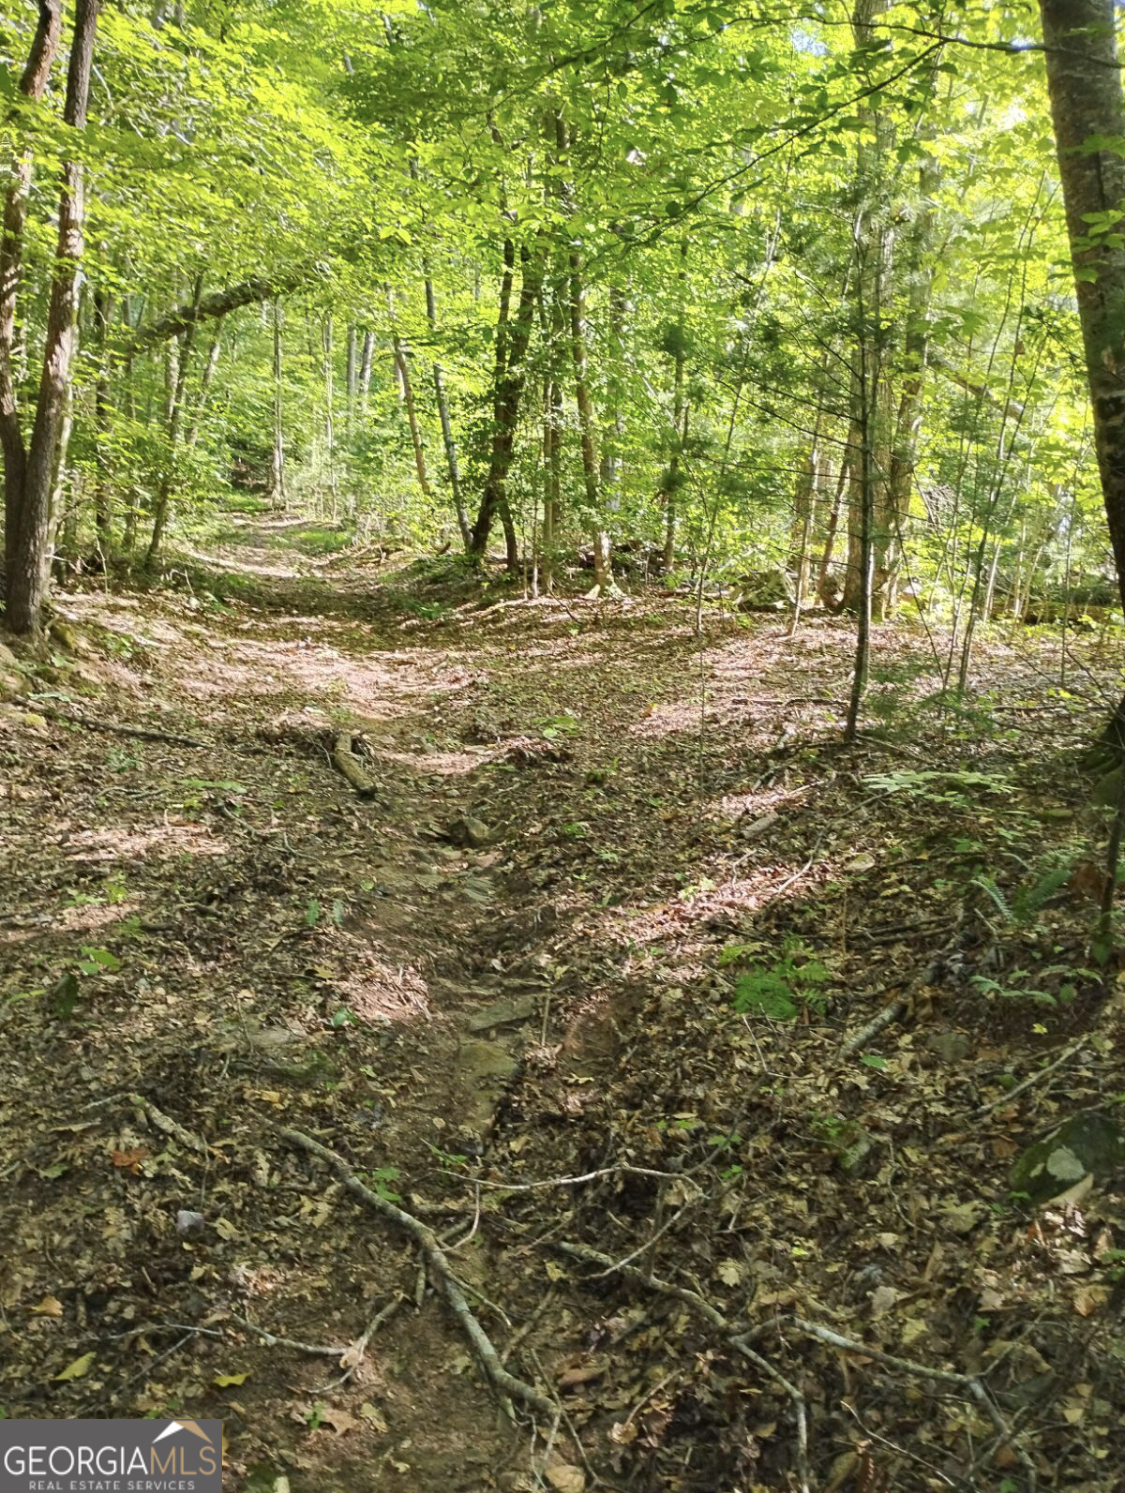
<box><xmin>2</xmin><ymin>2</ymin><xmax>104</xmax><ymax>634</ymax></box>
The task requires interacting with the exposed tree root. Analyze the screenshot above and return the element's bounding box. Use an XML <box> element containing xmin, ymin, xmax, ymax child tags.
<box><xmin>278</xmin><ymin>1126</ymin><xmax>554</xmax><ymax>1418</ymax></box>
<box><xmin>11</xmin><ymin>695</ymin><xmax>207</xmax><ymax>748</ymax></box>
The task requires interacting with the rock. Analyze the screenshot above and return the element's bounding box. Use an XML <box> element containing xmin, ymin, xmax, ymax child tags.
<box><xmin>456</xmin><ymin>1038</ymin><xmax>519</xmax><ymax>1133</ymax></box>
<box><xmin>444</xmin><ymin>814</ymin><xmax>494</xmax><ymax>848</ymax></box>
<box><xmin>457</xmin><ymin>1039</ymin><xmax>519</xmax><ymax>1082</ymax></box>
<box><xmin>176</xmin><ymin>1209</ymin><xmax>206</xmax><ymax>1238</ymax></box>
<box><xmin>1010</xmin><ymin>1112</ymin><xmax>1125</xmax><ymax>1205</ymax></box>
<box><xmin>925</xmin><ymin>1031</ymin><xmax>971</xmax><ymax>1063</ymax></box>
<box><xmin>733</xmin><ymin>569</ymin><xmax>796</xmax><ymax>611</ymax></box>
<box><xmin>466</xmin><ymin>992</ymin><xmax>537</xmax><ymax>1032</ymax></box>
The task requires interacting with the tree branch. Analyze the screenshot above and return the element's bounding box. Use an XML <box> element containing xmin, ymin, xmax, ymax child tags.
<box><xmin>129</xmin><ymin>273</ymin><xmax>306</xmax><ymax>351</ymax></box>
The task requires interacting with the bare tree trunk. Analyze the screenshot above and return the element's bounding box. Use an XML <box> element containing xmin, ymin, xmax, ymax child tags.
<box><xmin>267</xmin><ymin>300</ymin><xmax>286</xmax><ymax>507</ymax></box>
<box><xmin>469</xmin><ymin>237</ymin><xmax>543</xmax><ymax>569</ymax></box>
<box><xmin>661</xmin><ymin>239</ymin><xmax>689</xmax><ymax>574</ymax></box>
<box><xmin>345</xmin><ymin>322</ymin><xmax>357</xmax><ymax>437</ymax></box>
<box><xmin>5</xmin><ymin>0</ymin><xmax>101</xmax><ymax>633</ymax></box>
<box><xmin>554</xmin><ymin>115</ymin><xmax>614</xmax><ymax>595</ymax></box>
<box><xmin>323</xmin><ymin>313</ymin><xmax>338</xmax><ymax>520</ymax></box>
<box><xmin>845</xmin><ymin>242</ymin><xmax>877</xmax><ymax>743</ymax></box>
<box><xmin>145</xmin><ymin>328</ymin><xmax>189</xmax><ymax>566</ymax></box>
<box><xmin>93</xmin><ymin>286</ymin><xmax>115</xmax><ymax>549</ymax></box>
<box><xmin>1039</xmin><ymin>0</ymin><xmax>1125</xmax><ymax>633</ymax></box>
<box><xmin>0</xmin><ymin>0</ymin><xmax>64</xmax><ymax>574</ymax></box>
<box><xmin>359</xmin><ymin>330</ymin><xmax>374</xmax><ymax>410</ymax></box>
<box><xmin>387</xmin><ymin>290</ymin><xmax>431</xmax><ymax>505</ymax></box>
<box><xmin>424</xmin><ymin>278</ymin><xmax>469</xmax><ymax>547</ymax></box>
<box><xmin>184</xmin><ymin>327</ymin><xmax>221</xmax><ymax>450</ymax></box>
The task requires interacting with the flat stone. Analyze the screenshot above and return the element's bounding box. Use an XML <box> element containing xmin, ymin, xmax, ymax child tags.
<box><xmin>457</xmin><ymin>1039</ymin><xmax>519</xmax><ymax>1082</ymax></box>
<box><xmin>457</xmin><ymin>1038</ymin><xmax>519</xmax><ymax>1134</ymax></box>
<box><xmin>925</xmin><ymin>1031</ymin><xmax>971</xmax><ymax>1063</ymax></box>
<box><xmin>466</xmin><ymin>992</ymin><xmax>537</xmax><ymax>1033</ymax></box>
<box><xmin>444</xmin><ymin>814</ymin><xmax>494</xmax><ymax>848</ymax></box>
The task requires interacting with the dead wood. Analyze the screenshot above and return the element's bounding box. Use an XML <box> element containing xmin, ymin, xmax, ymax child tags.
<box><xmin>278</xmin><ymin>1126</ymin><xmax>554</xmax><ymax>1417</ymax></box>
<box><xmin>331</xmin><ymin>731</ymin><xmax>378</xmax><ymax>797</ymax></box>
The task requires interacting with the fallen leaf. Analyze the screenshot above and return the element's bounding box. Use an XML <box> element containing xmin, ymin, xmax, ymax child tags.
<box><xmin>111</xmin><ymin>1147</ymin><xmax>148</xmax><ymax>1173</ymax></box>
<box><xmin>213</xmin><ymin>1371</ymin><xmax>250</xmax><ymax>1387</ymax></box>
<box><xmin>870</xmin><ymin>1285</ymin><xmax>900</xmax><ymax>1317</ymax></box>
<box><xmin>54</xmin><ymin>1352</ymin><xmax>95</xmax><ymax>1381</ymax></box>
<box><xmin>545</xmin><ymin>1460</ymin><xmax>585</xmax><ymax>1493</ymax></box>
<box><xmin>358</xmin><ymin>1402</ymin><xmax>388</xmax><ymax>1433</ymax></box>
<box><xmin>321</xmin><ymin>1407</ymin><xmax>359</xmax><ymax>1435</ymax></box>
<box><xmin>31</xmin><ymin>1296</ymin><xmax>64</xmax><ymax>1317</ymax></box>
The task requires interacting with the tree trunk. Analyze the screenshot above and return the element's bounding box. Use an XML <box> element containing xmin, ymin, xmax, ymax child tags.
<box><xmin>469</xmin><ymin>237</ymin><xmax>543</xmax><ymax>568</ymax></box>
<box><xmin>345</xmin><ymin>322</ymin><xmax>357</xmax><ymax>435</ymax></box>
<box><xmin>146</xmin><ymin>273</ymin><xmax>204</xmax><ymax>565</ymax></box>
<box><xmin>424</xmin><ymin>277</ymin><xmax>469</xmax><ymax>547</ymax></box>
<box><xmin>323</xmin><ymin>313</ymin><xmax>337</xmax><ymax>520</ymax></box>
<box><xmin>184</xmin><ymin>327</ymin><xmax>221</xmax><ymax>450</ymax></box>
<box><xmin>661</xmin><ymin>239</ymin><xmax>689</xmax><ymax>575</ymax></box>
<box><xmin>387</xmin><ymin>290</ymin><xmax>431</xmax><ymax>505</ymax></box>
<box><xmin>359</xmin><ymin>330</ymin><xmax>374</xmax><ymax>409</ymax></box>
<box><xmin>267</xmin><ymin>301</ymin><xmax>286</xmax><ymax>507</ymax></box>
<box><xmin>4</xmin><ymin>0</ymin><xmax>101</xmax><ymax>634</ymax></box>
<box><xmin>93</xmin><ymin>286</ymin><xmax>116</xmax><ymax>549</ymax></box>
<box><xmin>1039</xmin><ymin>0</ymin><xmax>1125</xmax><ymax>617</ymax></box>
<box><xmin>1</xmin><ymin>0</ymin><xmax>64</xmax><ymax>578</ymax></box>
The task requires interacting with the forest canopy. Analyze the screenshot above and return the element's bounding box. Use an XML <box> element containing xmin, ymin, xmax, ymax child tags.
<box><xmin>1</xmin><ymin>0</ymin><xmax>1122</xmax><ymax>663</ymax></box>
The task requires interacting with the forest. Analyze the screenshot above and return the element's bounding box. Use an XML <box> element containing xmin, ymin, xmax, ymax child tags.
<box><xmin>4</xmin><ymin>0</ymin><xmax>1125</xmax><ymax>1489</ymax></box>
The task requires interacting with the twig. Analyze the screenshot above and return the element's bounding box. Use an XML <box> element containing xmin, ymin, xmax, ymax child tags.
<box><xmin>13</xmin><ymin>696</ymin><xmax>207</xmax><ymax>748</ymax></box>
<box><xmin>792</xmin><ymin>1319</ymin><xmax>1037</xmax><ymax>1490</ymax></box>
<box><xmin>731</xmin><ymin>1337</ymin><xmax>810</xmax><ymax>1493</ymax></box>
<box><xmin>976</xmin><ymin>1037</ymin><xmax>1088</xmax><ymax>1119</ymax></box>
<box><xmin>229</xmin><ymin>1312</ymin><xmax>347</xmax><ymax>1358</ymax></box>
<box><xmin>552</xmin><ymin>1241</ymin><xmax>728</xmax><ymax>1329</ymax></box>
<box><xmin>278</xmin><ymin>1126</ymin><xmax>554</xmax><ymax>1417</ymax></box>
<box><xmin>446</xmin><ymin>1163</ymin><xmax>689</xmax><ymax>1191</ymax></box>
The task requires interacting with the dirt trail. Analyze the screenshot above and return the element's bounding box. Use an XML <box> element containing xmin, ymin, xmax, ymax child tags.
<box><xmin>3</xmin><ymin>545</ymin><xmax>1125</xmax><ymax>1492</ymax></box>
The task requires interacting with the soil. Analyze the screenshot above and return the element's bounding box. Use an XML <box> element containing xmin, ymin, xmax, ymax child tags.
<box><xmin>2</xmin><ymin>529</ymin><xmax>1124</xmax><ymax>1493</ymax></box>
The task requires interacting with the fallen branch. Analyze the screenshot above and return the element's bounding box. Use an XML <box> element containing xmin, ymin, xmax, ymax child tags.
<box><xmin>976</xmin><ymin>1037</ymin><xmax>1087</xmax><ymax>1119</ymax></box>
<box><xmin>331</xmin><ymin>732</ymin><xmax>378</xmax><ymax>797</ymax></box>
<box><xmin>12</xmin><ymin>696</ymin><xmax>207</xmax><ymax>748</ymax></box>
<box><xmin>129</xmin><ymin>1094</ymin><xmax>211</xmax><ymax>1157</ymax></box>
<box><xmin>278</xmin><ymin>1126</ymin><xmax>553</xmax><ymax>1417</ymax></box>
<box><xmin>553</xmin><ymin>1241</ymin><xmax>806</xmax><ymax>1490</ymax></box>
<box><xmin>839</xmin><ymin>927</ymin><xmax>964</xmax><ymax>1058</ymax></box>
<box><xmin>838</xmin><ymin>993</ymin><xmax>908</xmax><ymax>1058</ymax></box>
<box><xmin>731</xmin><ymin>1336</ymin><xmax>810</xmax><ymax>1493</ymax></box>
<box><xmin>792</xmin><ymin>1319</ymin><xmax>1037</xmax><ymax>1490</ymax></box>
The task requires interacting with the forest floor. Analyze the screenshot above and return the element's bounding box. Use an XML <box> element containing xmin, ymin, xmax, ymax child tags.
<box><xmin>3</xmin><ymin>520</ymin><xmax>1125</xmax><ymax>1493</ymax></box>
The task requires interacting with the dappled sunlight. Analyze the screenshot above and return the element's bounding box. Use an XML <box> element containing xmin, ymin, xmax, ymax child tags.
<box><xmin>337</xmin><ymin>948</ymin><xmax>433</xmax><ymax>1023</ymax></box>
<box><xmin>58</xmin><ymin>899</ymin><xmax>143</xmax><ymax>934</ymax></box>
<box><xmin>375</xmin><ymin>744</ymin><xmax>498</xmax><ymax>777</ymax></box>
<box><xmin>60</xmin><ymin>823</ymin><xmax>230</xmax><ymax>861</ymax></box>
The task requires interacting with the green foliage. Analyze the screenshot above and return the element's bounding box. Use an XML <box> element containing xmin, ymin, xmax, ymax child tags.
<box><xmin>728</xmin><ymin>939</ymin><xmax>831</xmax><ymax>1023</ymax></box>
